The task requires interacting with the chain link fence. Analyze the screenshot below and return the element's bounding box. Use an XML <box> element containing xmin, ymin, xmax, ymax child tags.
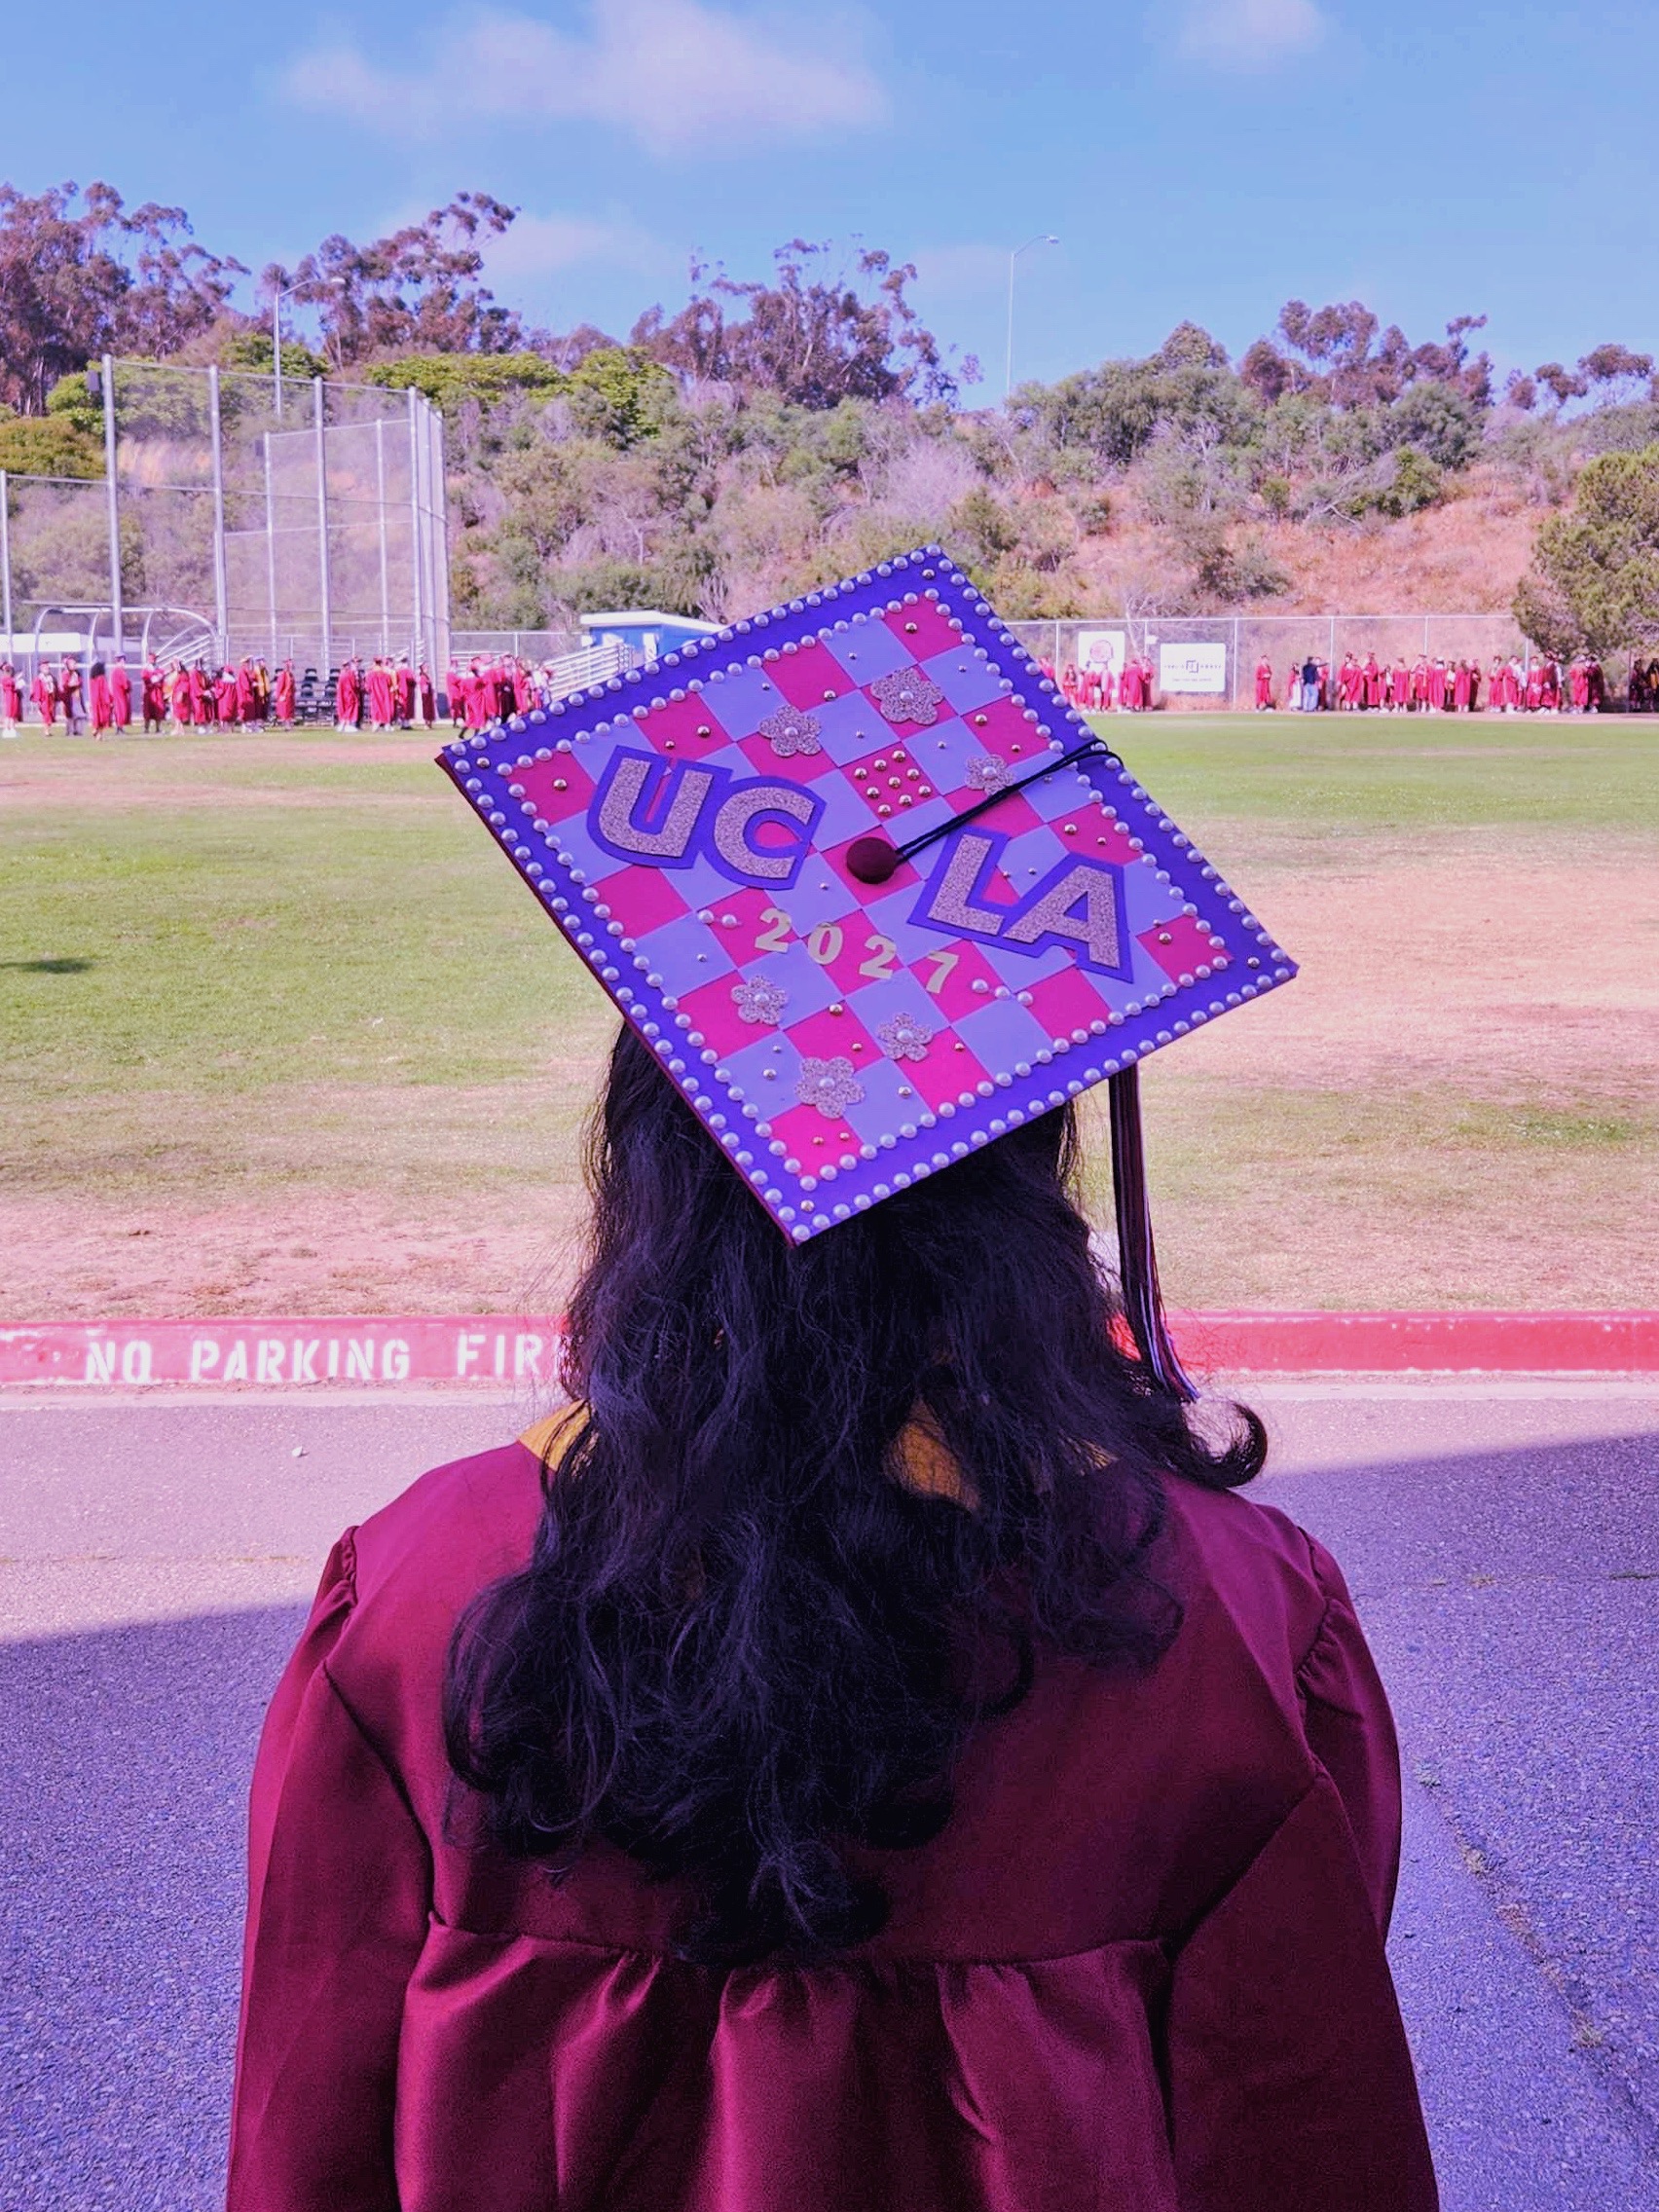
<box><xmin>1001</xmin><ymin>612</ymin><xmax>1595</xmax><ymax>709</ymax></box>
<box><xmin>0</xmin><ymin>359</ymin><xmax>450</xmax><ymax>701</ymax></box>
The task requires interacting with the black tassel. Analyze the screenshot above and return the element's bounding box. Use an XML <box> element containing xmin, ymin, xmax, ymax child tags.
<box><xmin>1108</xmin><ymin>1066</ymin><xmax>1198</xmax><ymax>1402</ymax></box>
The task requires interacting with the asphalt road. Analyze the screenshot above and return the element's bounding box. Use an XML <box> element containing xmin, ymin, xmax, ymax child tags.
<box><xmin>2</xmin><ymin>1381</ymin><xmax>1656</xmax><ymax>2211</ymax></box>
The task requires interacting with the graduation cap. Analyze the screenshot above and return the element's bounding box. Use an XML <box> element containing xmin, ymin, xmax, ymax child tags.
<box><xmin>439</xmin><ymin>548</ymin><xmax>1295</xmax><ymax>1399</ymax></box>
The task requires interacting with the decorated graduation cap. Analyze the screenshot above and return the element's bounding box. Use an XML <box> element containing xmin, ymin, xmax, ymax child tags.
<box><xmin>439</xmin><ymin>547</ymin><xmax>1294</xmax><ymax>1398</ymax></box>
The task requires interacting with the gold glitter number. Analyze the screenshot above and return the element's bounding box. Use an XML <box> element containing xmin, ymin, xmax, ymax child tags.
<box><xmin>755</xmin><ymin>906</ymin><xmax>793</xmax><ymax>954</ymax></box>
<box><xmin>921</xmin><ymin>949</ymin><xmax>960</xmax><ymax>995</ymax></box>
<box><xmin>858</xmin><ymin>934</ymin><xmax>900</xmax><ymax>980</ymax></box>
<box><xmin>805</xmin><ymin>923</ymin><xmax>844</xmax><ymax>966</ymax></box>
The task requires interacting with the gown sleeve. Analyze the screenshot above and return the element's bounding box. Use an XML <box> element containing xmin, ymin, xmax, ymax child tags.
<box><xmin>1162</xmin><ymin>1535</ymin><xmax>1437</xmax><ymax>2212</ymax></box>
<box><xmin>1294</xmin><ymin>1530</ymin><xmax>1404</xmax><ymax>1936</ymax></box>
<box><xmin>226</xmin><ymin>1533</ymin><xmax>433</xmax><ymax>2212</ymax></box>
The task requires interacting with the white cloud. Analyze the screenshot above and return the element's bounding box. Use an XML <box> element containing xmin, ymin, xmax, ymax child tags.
<box><xmin>280</xmin><ymin>0</ymin><xmax>888</xmax><ymax>155</ymax></box>
<box><xmin>1173</xmin><ymin>0</ymin><xmax>1327</xmax><ymax>69</ymax></box>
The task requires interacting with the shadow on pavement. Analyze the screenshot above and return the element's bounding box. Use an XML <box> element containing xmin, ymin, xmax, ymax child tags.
<box><xmin>1</xmin><ymin>1421</ymin><xmax>1656</xmax><ymax>2211</ymax></box>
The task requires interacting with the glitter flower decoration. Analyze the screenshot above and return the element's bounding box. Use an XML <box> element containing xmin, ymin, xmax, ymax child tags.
<box><xmin>732</xmin><ymin>977</ymin><xmax>788</xmax><ymax>1026</ymax></box>
<box><xmin>797</xmin><ymin>1055</ymin><xmax>865</xmax><ymax>1116</ymax></box>
<box><xmin>870</xmin><ymin>666</ymin><xmax>946</xmax><ymax>727</ymax></box>
<box><xmin>758</xmin><ymin>705</ymin><xmax>823</xmax><ymax>758</ymax></box>
<box><xmin>963</xmin><ymin>754</ymin><xmax>1013</xmax><ymax>793</ymax></box>
<box><xmin>876</xmin><ymin>1013</ymin><xmax>932</xmax><ymax>1063</ymax></box>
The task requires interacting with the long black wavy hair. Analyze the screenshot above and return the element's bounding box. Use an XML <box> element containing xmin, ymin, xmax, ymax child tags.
<box><xmin>444</xmin><ymin>1023</ymin><xmax>1265</xmax><ymax>1966</ymax></box>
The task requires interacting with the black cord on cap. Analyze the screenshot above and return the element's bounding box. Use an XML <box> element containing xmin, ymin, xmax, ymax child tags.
<box><xmin>845</xmin><ymin>737</ymin><xmax>1112</xmax><ymax>884</ymax></box>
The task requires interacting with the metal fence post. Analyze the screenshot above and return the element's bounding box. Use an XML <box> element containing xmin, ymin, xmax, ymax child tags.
<box><xmin>313</xmin><ymin>379</ymin><xmax>333</xmax><ymax>680</ymax></box>
<box><xmin>407</xmin><ymin>388</ymin><xmax>425</xmax><ymax>673</ymax></box>
<box><xmin>0</xmin><ymin>469</ymin><xmax>11</xmax><ymax>654</ymax></box>
<box><xmin>101</xmin><ymin>355</ymin><xmax>124</xmax><ymax>661</ymax></box>
<box><xmin>263</xmin><ymin>432</ymin><xmax>279</xmax><ymax>667</ymax></box>
<box><xmin>374</xmin><ymin>417</ymin><xmax>390</xmax><ymax>655</ymax></box>
<box><xmin>207</xmin><ymin>364</ymin><xmax>229</xmax><ymax>659</ymax></box>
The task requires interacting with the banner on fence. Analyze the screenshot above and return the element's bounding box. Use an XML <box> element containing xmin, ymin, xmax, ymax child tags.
<box><xmin>1074</xmin><ymin>628</ymin><xmax>1126</xmax><ymax>676</ymax></box>
<box><xmin>1158</xmin><ymin>642</ymin><xmax>1229</xmax><ymax>694</ymax></box>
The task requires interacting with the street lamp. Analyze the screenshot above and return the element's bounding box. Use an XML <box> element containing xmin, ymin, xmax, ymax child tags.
<box><xmin>272</xmin><ymin>276</ymin><xmax>346</xmax><ymax>418</ymax></box>
<box><xmin>1006</xmin><ymin>235</ymin><xmax>1060</xmax><ymax>404</ymax></box>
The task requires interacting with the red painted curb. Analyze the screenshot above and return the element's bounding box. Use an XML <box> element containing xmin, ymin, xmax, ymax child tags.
<box><xmin>2</xmin><ymin>1311</ymin><xmax>1657</xmax><ymax>1388</ymax></box>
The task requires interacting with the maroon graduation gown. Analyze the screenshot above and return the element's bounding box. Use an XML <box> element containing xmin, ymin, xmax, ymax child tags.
<box><xmin>229</xmin><ymin>1433</ymin><xmax>1437</xmax><ymax>2212</ymax></box>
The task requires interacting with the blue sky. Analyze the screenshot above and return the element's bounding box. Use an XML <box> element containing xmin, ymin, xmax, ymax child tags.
<box><xmin>4</xmin><ymin>0</ymin><xmax>1650</xmax><ymax>393</ymax></box>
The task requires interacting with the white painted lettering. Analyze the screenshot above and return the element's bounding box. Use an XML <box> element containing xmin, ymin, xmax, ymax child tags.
<box><xmin>222</xmin><ymin>1340</ymin><xmax>249</xmax><ymax>1382</ymax></box>
<box><xmin>456</xmin><ymin>1330</ymin><xmax>486</xmax><ymax>1377</ymax></box>
<box><xmin>514</xmin><ymin>1332</ymin><xmax>545</xmax><ymax>1380</ymax></box>
<box><xmin>189</xmin><ymin>1339</ymin><xmax>221</xmax><ymax>1383</ymax></box>
<box><xmin>382</xmin><ymin>1339</ymin><xmax>411</xmax><ymax>1382</ymax></box>
<box><xmin>85</xmin><ymin>1344</ymin><xmax>118</xmax><ymax>1385</ymax></box>
<box><xmin>256</xmin><ymin>1340</ymin><xmax>285</xmax><ymax>1383</ymax></box>
<box><xmin>345</xmin><ymin>1339</ymin><xmax>375</xmax><ymax>1381</ymax></box>
<box><xmin>291</xmin><ymin>1340</ymin><xmax>320</xmax><ymax>1383</ymax></box>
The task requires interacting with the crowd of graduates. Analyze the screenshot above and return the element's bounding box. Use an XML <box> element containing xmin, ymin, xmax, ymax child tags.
<box><xmin>0</xmin><ymin>647</ymin><xmax>590</xmax><ymax>735</ymax></box>
<box><xmin>1053</xmin><ymin>655</ymin><xmax>1158</xmax><ymax>713</ymax></box>
<box><xmin>3</xmin><ymin>640</ymin><xmax>1651</xmax><ymax>735</ymax></box>
<box><xmin>1254</xmin><ymin>650</ymin><xmax>1611</xmax><ymax>714</ymax></box>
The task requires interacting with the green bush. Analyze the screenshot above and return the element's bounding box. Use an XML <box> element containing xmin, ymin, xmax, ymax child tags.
<box><xmin>0</xmin><ymin>412</ymin><xmax>103</xmax><ymax>477</ymax></box>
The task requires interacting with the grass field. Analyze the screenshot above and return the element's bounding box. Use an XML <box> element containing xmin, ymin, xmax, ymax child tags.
<box><xmin>3</xmin><ymin>715</ymin><xmax>1656</xmax><ymax>1319</ymax></box>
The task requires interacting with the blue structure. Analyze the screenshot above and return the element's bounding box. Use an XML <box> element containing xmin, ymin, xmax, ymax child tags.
<box><xmin>578</xmin><ymin>608</ymin><xmax>722</xmax><ymax>665</ymax></box>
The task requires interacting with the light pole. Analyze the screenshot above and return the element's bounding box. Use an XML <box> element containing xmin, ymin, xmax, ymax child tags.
<box><xmin>272</xmin><ymin>282</ymin><xmax>307</xmax><ymax>420</ymax></box>
<box><xmin>1006</xmin><ymin>235</ymin><xmax>1059</xmax><ymax>404</ymax></box>
<box><xmin>273</xmin><ymin>276</ymin><xmax>345</xmax><ymax>418</ymax></box>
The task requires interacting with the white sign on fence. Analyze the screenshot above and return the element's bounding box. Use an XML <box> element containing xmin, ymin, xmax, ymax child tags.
<box><xmin>1075</xmin><ymin>629</ymin><xmax>1126</xmax><ymax>676</ymax></box>
<box><xmin>1159</xmin><ymin>642</ymin><xmax>1229</xmax><ymax>695</ymax></box>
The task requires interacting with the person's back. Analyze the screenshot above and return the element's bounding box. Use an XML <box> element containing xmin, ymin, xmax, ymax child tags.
<box><xmin>229</xmin><ymin>1032</ymin><xmax>1437</xmax><ymax>2211</ymax></box>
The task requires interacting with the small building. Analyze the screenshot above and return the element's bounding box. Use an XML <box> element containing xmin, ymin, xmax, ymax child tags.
<box><xmin>578</xmin><ymin>608</ymin><xmax>723</xmax><ymax>665</ymax></box>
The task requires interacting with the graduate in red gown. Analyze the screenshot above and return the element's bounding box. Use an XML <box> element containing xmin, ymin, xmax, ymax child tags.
<box><xmin>417</xmin><ymin>663</ymin><xmax>436</xmax><ymax>727</ymax></box>
<box><xmin>1360</xmin><ymin>654</ymin><xmax>1382</xmax><ymax>709</ymax></box>
<box><xmin>0</xmin><ymin>661</ymin><xmax>21</xmax><ymax>732</ymax></box>
<box><xmin>140</xmin><ymin>660</ymin><xmax>166</xmax><ymax>731</ymax></box>
<box><xmin>236</xmin><ymin>660</ymin><xmax>257</xmax><ymax>725</ymax></box>
<box><xmin>31</xmin><ymin>665</ymin><xmax>57</xmax><ymax>727</ymax></box>
<box><xmin>215</xmin><ymin>666</ymin><xmax>240</xmax><ymax>725</ymax></box>
<box><xmin>59</xmin><ymin>656</ymin><xmax>85</xmax><ymax>734</ymax></box>
<box><xmin>274</xmin><ymin>661</ymin><xmax>296</xmax><ymax>726</ymax></box>
<box><xmin>1426</xmin><ymin>659</ymin><xmax>1447</xmax><ymax>713</ymax></box>
<box><xmin>88</xmin><ymin>661</ymin><xmax>113</xmax><ymax>736</ymax></box>
<box><xmin>1253</xmin><ymin>655</ymin><xmax>1273</xmax><ymax>708</ymax></box>
<box><xmin>1452</xmin><ymin>660</ymin><xmax>1472</xmax><ymax>712</ymax></box>
<box><xmin>1539</xmin><ymin>656</ymin><xmax>1561</xmax><ymax>711</ymax></box>
<box><xmin>511</xmin><ymin>657</ymin><xmax>534</xmax><ymax>717</ymax></box>
<box><xmin>366</xmin><ymin>658</ymin><xmax>393</xmax><ymax>729</ymax></box>
<box><xmin>1524</xmin><ymin>660</ymin><xmax>1544</xmax><ymax>713</ymax></box>
<box><xmin>186</xmin><ymin>662</ymin><xmax>207</xmax><ymax>726</ymax></box>
<box><xmin>444</xmin><ymin>664</ymin><xmax>466</xmax><ymax>725</ymax></box>
<box><xmin>463</xmin><ymin>660</ymin><xmax>492</xmax><ymax>731</ymax></box>
<box><xmin>230</xmin><ymin>1040</ymin><xmax>1438</xmax><ymax>2212</ymax></box>
<box><xmin>336</xmin><ymin>657</ymin><xmax>361</xmax><ymax>730</ymax></box>
<box><xmin>395</xmin><ymin>657</ymin><xmax>416</xmax><ymax>728</ymax></box>
<box><xmin>106</xmin><ymin>657</ymin><xmax>130</xmax><ymax>729</ymax></box>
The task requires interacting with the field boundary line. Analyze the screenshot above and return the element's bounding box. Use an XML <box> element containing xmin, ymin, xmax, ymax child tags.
<box><xmin>2</xmin><ymin>1311</ymin><xmax>1657</xmax><ymax>1389</ymax></box>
